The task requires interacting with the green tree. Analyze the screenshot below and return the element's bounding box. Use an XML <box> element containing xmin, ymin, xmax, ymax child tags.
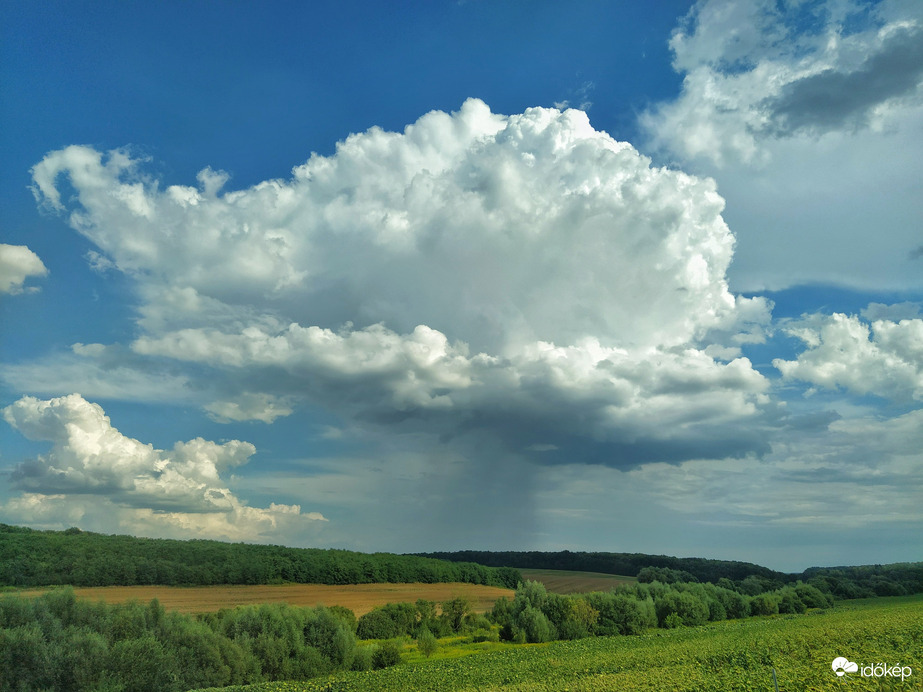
<box><xmin>417</xmin><ymin>626</ymin><xmax>438</xmax><ymax>658</ymax></box>
<box><xmin>517</xmin><ymin>604</ymin><xmax>556</xmax><ymax>643</ymax></box>
<box><xmin>371</xmin><ymin>639</ymin><xmax>402</xmax><ymax>668</ymax></box>
<box><xmin>440</xmin><ymin>596</ymin><xmax>471</xmax><ymax>633</ymax></box>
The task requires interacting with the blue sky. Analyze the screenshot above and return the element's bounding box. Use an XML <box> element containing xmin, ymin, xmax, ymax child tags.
<box><xmin>1</xmin><ymin>0</ymin><xmax>921</xmax><ymax>573</ymax></box>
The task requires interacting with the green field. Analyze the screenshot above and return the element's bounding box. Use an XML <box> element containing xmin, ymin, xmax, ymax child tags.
<box><xmin>191</xmin><ymin>595</ymin><xmax>923</xmax><ymax>692</ymax></box>
<box><xmin>517</xmin><ymin>568</ymin><xmax>636</xmax><ymax>594</ymax></box>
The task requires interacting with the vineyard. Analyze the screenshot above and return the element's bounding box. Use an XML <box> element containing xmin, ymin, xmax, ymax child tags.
<box><xmin>191</xmin><ymin>595</ymin><xmax>923</xmax><ymax>692</ymax></box>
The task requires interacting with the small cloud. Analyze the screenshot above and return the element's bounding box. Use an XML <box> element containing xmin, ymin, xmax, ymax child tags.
<box><xmin>86</xmin><ymin>250</ymin><xmax>117</xmax><ymax>273</ymax></box>
<box><xmin>319</xmin><ymin>425</ymin><xmax>345</xmax><ymax>440</ymax></box>
<box><xmin>205</xmin><ymin>393</ymin><xmax>294</xmax><ymax>424</ymax></box>
<box><xmin>0</xmin><ymin>243</ymin><xmax>47</xmax><ymax>295</ymax></box>
<box><xmin>526</xmin><ymin>443</ymin><xmax>559</xmax><ymax>452</ymax></box>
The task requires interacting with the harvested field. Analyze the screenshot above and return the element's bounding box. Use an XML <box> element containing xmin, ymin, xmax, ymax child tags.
<box><xmin>15</xmin><ymin>582</ymin><xmax>514</xmax><ymax>616</ymax></box>
<box><xmin>518</xmin><ymin>568</ymin><xmax>636</xmax><ymax>594</ymax></box>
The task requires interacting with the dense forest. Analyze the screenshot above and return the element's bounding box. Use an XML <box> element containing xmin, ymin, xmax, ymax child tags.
<box><xmin>0</xmin><ymin>525</ymin><xmax>520</xmax><ymax>589</ymax></box>
<box><xmin>418</xmin><ymin>550</ymin><xmax>923</xmax><ymax>598</ymax></box>
<box><xmin>416</xmin><ymin>550</ymin><xmax>788</xmax><ymax>583</ymax></box>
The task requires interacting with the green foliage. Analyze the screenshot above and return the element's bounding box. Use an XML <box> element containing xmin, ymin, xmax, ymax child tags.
<box><xmin>356</xmin><ymin>602</ymin><xmax>416</xmax><ymax>640</ymax></box>
<box><xmin>371</xmin><ymin>639</ymin><xmax>402</xmax><ymax>669</ymax></box>
<box><xmin>654</xmin><ymin>591</ymin><xmax>709</xmax><ymax>628</ymax></box>
<box><xmin>584</xmin><ymin>592</ymin><xmax>655</xmax><ymax>636</ymax></box>
<box><xmin>792</xmin><ymin>581</ymin><xmax>831</xmax><ymax>609</ymax></box>
<box><xmin>637</xmin><ymin>566</ymin><xmax>698</xmax><ymax>584</ymax></box>
<box><xmin>416</xmin><ymin>626</ymin><xmax>437</xmax><ymax>658</ymax></box>
<box><xmin>0</xmin><ymin>623</ymin><xmax>55</xmax><ymax>691</ymax></box>
<box><xmin>417</xmin><ymin>549</ymin><xmax>787</xmax><ymax>584</ymax></box>
<box><xmin>351</xmin><ymin>645</ymin><xmax>375</xmax><ymax>671</ymax></box>
<box><xmin>438</xmin><ymin>596</ymin><xmax>470</xmax><ymax>633</ymax></box>
<box><xmin>327</xmin><ymin>604</ymin><xmax>358</xmax><ymax>633</ymax></box>
<box><xmin>184</xmin><ymin>595</ymin><xmax>923</xmax><ymax>692</ymax></box>
<box><xmin>748</xmin><ymin>592</ymin><xmax>780</xmax><ymax>616</ymax></box>
<box><xmin>0</xmin><ymin>588</ymin><xmax>366</xmax><ymax>691</ymax></box>
<box><xmin>0</xmin><ymin>523</ymin><xmax>515</xmax><ymax>589</ymax></box>
<box><xmin>107</xmin><ymin>635</ymin><xmax>176</xmax><ymax>692</ymax></box>
<box><xmin>517</xmin><ymin>604</ymin><xmax>556</xmax><ymax>643</ymax></box>
<box><xmin>713</xmin><ymin>586</ymin><xmax>749</xmax><ymax>619</ymax></box>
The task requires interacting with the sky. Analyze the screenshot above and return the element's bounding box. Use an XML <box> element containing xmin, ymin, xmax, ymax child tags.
<box><xmin>0</xmin><ymin>0</ymin><xmax>921</xmax><ymax>574</ymax></box>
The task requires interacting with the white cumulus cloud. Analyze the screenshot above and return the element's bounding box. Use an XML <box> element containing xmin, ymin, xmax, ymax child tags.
<box><xmin>640</xmin><ymin>0</ymin><xmax>923</xmax><ymax>292</ymax></box>
<box><xmin>0</xmin><ymin>243</ymin><xmax>47</xmax><ymax>295</ymax></box>
<box><xmin>774</xmin><ymin>312</ymin><xmax>923</xmax><ymax>401</ymax></box>
<box><xmin>1</xmin><ymin>394</ymin><xmax>323</xmax><ymax>541</ymax></box>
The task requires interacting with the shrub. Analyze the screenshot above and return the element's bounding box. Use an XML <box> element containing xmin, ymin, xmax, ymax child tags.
<box><xmin>794</xmin><ymin>582</ymin><xmax>832</xmax><ymax>609</ymax></box>
<box><xmin>328</xmin><ymin>605</ymin><xmax>358</xmax><ymax>633</ymax></box>
<box><xmin>749</xmin><ymin>592</ymin><xmax>781</xmax><ymax>616</ymax></box>
<box><xmin>356</xmin><ymin>608</ymin><xmax>402</xmax><ymax>640</ymax></box>
<box><xmin>777</xmin><ymin>587</ymin><xmax>807</xmax><ymax>615</ymax></box>
<box><xmin>371</xmin><ymin>639</ymin><xmax>402</xmax><ymax>669</ymax></box>
<box><xmin>352</xmin><ymin>645</ymin><xmax>375</xmax><ymax>671</ymax></box>
<box><xmin>714</xmin><ymin>587</ymin><xmax>750</xmax><ymax>619</ymax></box>
<box><xmin>417</xmin><ymin>627</ymin><xmax>437</xmax><ymax>658</ymax></box>
<box><xmin>303</xmin><ymin>607</ymin><xmax>356</xmax><ymax>669</ymax></box>
<box><xmin>663</xmin><ymin>612</ymin><xmax>683</xmax><ymax>629</ymax></box>
<box><xmin>518</xmin><ymin>605</ymin><xmax>557</xmax><ymax>643</ymax></box>
<box><xmin>465</xmin><ymin>613</ymin><xmax>492</xmax><ymax>631</ymax></box>
<box><xmin>655</xmin><ymin>591</ymin><xmax>709</xmax><ymax>628</ymax></box>
<box><xmin>440</xmin><ymin>597</ymin><xmax>471</xmax><ymax>633</ymax></box>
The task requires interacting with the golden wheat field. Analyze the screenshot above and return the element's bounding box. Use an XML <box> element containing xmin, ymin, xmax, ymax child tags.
<box><xmin>15</xmin><ymin>582</ymin><xmax>514</xmax><ymax>616</ymax></box>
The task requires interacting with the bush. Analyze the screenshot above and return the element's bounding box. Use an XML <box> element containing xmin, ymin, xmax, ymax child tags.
<box><xmin>611</xmin><ymin>594</ymin><xmax>656</xmax><ymax>635</ymax></box>
<box><xmin>356</xmin><ymin>607</ymin><xmax>402</xmax><ymax>640</ymax></box>
<box><xmin>655</xmin><ymin>591</ymin><xmax>709</xmax><ymax>628</ymax></box>
<box><xmin>464</xmin><ymin>613</ymin><xmax>492</xmax><ymax>632</ymax></box>
<box><xmin>303</xmin><ymin>607</ymin><xmax>356</xmax><ymax>669</ymax></box>
<box><xmin>663</xmin><ymin>612</ymin><xmax>683</xmax><ymax>629</ymax></box>
<box><xmin>518</xmin><ymin>605</ymin><xmax>556</xmax><ymax>643</ymax></box>
<box><xmin>794</xmin><ymin>582</ymin><xmax>832</xmax><ymax>609</ymax></box>
<box><xmin>417</xmin><ymin>627</ymin><xmax>437</xmax><ymax>657</ymax></box>
<box><xmin>328</xmin><ymin>605</ymin><xmax>358</xmax><ymax>633</ymax></box>
<box><xmin>777</xmin><ymin>587</ymin><xmax>807</xmax><ymax>615</ymax></box>
<box><xmin>714</xmin><ymin>587</ymin><xmax>750</xmax><ymax>619</ymax></box>
<box><xmin>371</xmin><ymin>639</ymin><xmax>402</xmax><ymax>669</ymax></box>
<box><xmin>749</xmin><ymin>592</ymin><xmax>781</xmax><ymax>616</ymax></box>
<box><xmin>440</xmin><ymin>597</ymin><xmax>471</xmax><ymax>633</ymax></box>
<box><xmin>352</xmin><ymin>645</ymin><xmax>375</xmax><ymax>671</ymax></box>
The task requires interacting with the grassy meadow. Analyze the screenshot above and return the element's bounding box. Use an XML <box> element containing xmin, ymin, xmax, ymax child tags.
<box><xmin>190</xmin><ymin>595</ymin><xmax>923</xmax><ymax>692</ymax></box>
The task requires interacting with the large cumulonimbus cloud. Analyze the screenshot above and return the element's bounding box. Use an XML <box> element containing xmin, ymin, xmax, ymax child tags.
<box><xmin>2</xmin><ymin>394</ymin><xmax>323</xmax><ymax>541</ymax></box>
<box><xmin>25</xmin><ymin>99</ymin><xmax>773</xmax><ymax>467</ymax></box>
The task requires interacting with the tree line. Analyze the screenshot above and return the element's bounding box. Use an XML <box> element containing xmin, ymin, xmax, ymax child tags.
<box><xmin>484</xmin><ymin>578</ymin><xmax>836</xmax><ymax>645</ymax></box>
<box><xmin>0</xmin><ymin>524</ymin><xmax>520</xmax><ymax>589</ymax></box>
<box><xmin>418</xmin><ymin>550</ymin><xmax>923</xmax><ymax>598</ymax></box>
<box><xmin>416</xmin><ymin>549</ymin><xmax>787</xmax><ymax>583</ymax></box>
